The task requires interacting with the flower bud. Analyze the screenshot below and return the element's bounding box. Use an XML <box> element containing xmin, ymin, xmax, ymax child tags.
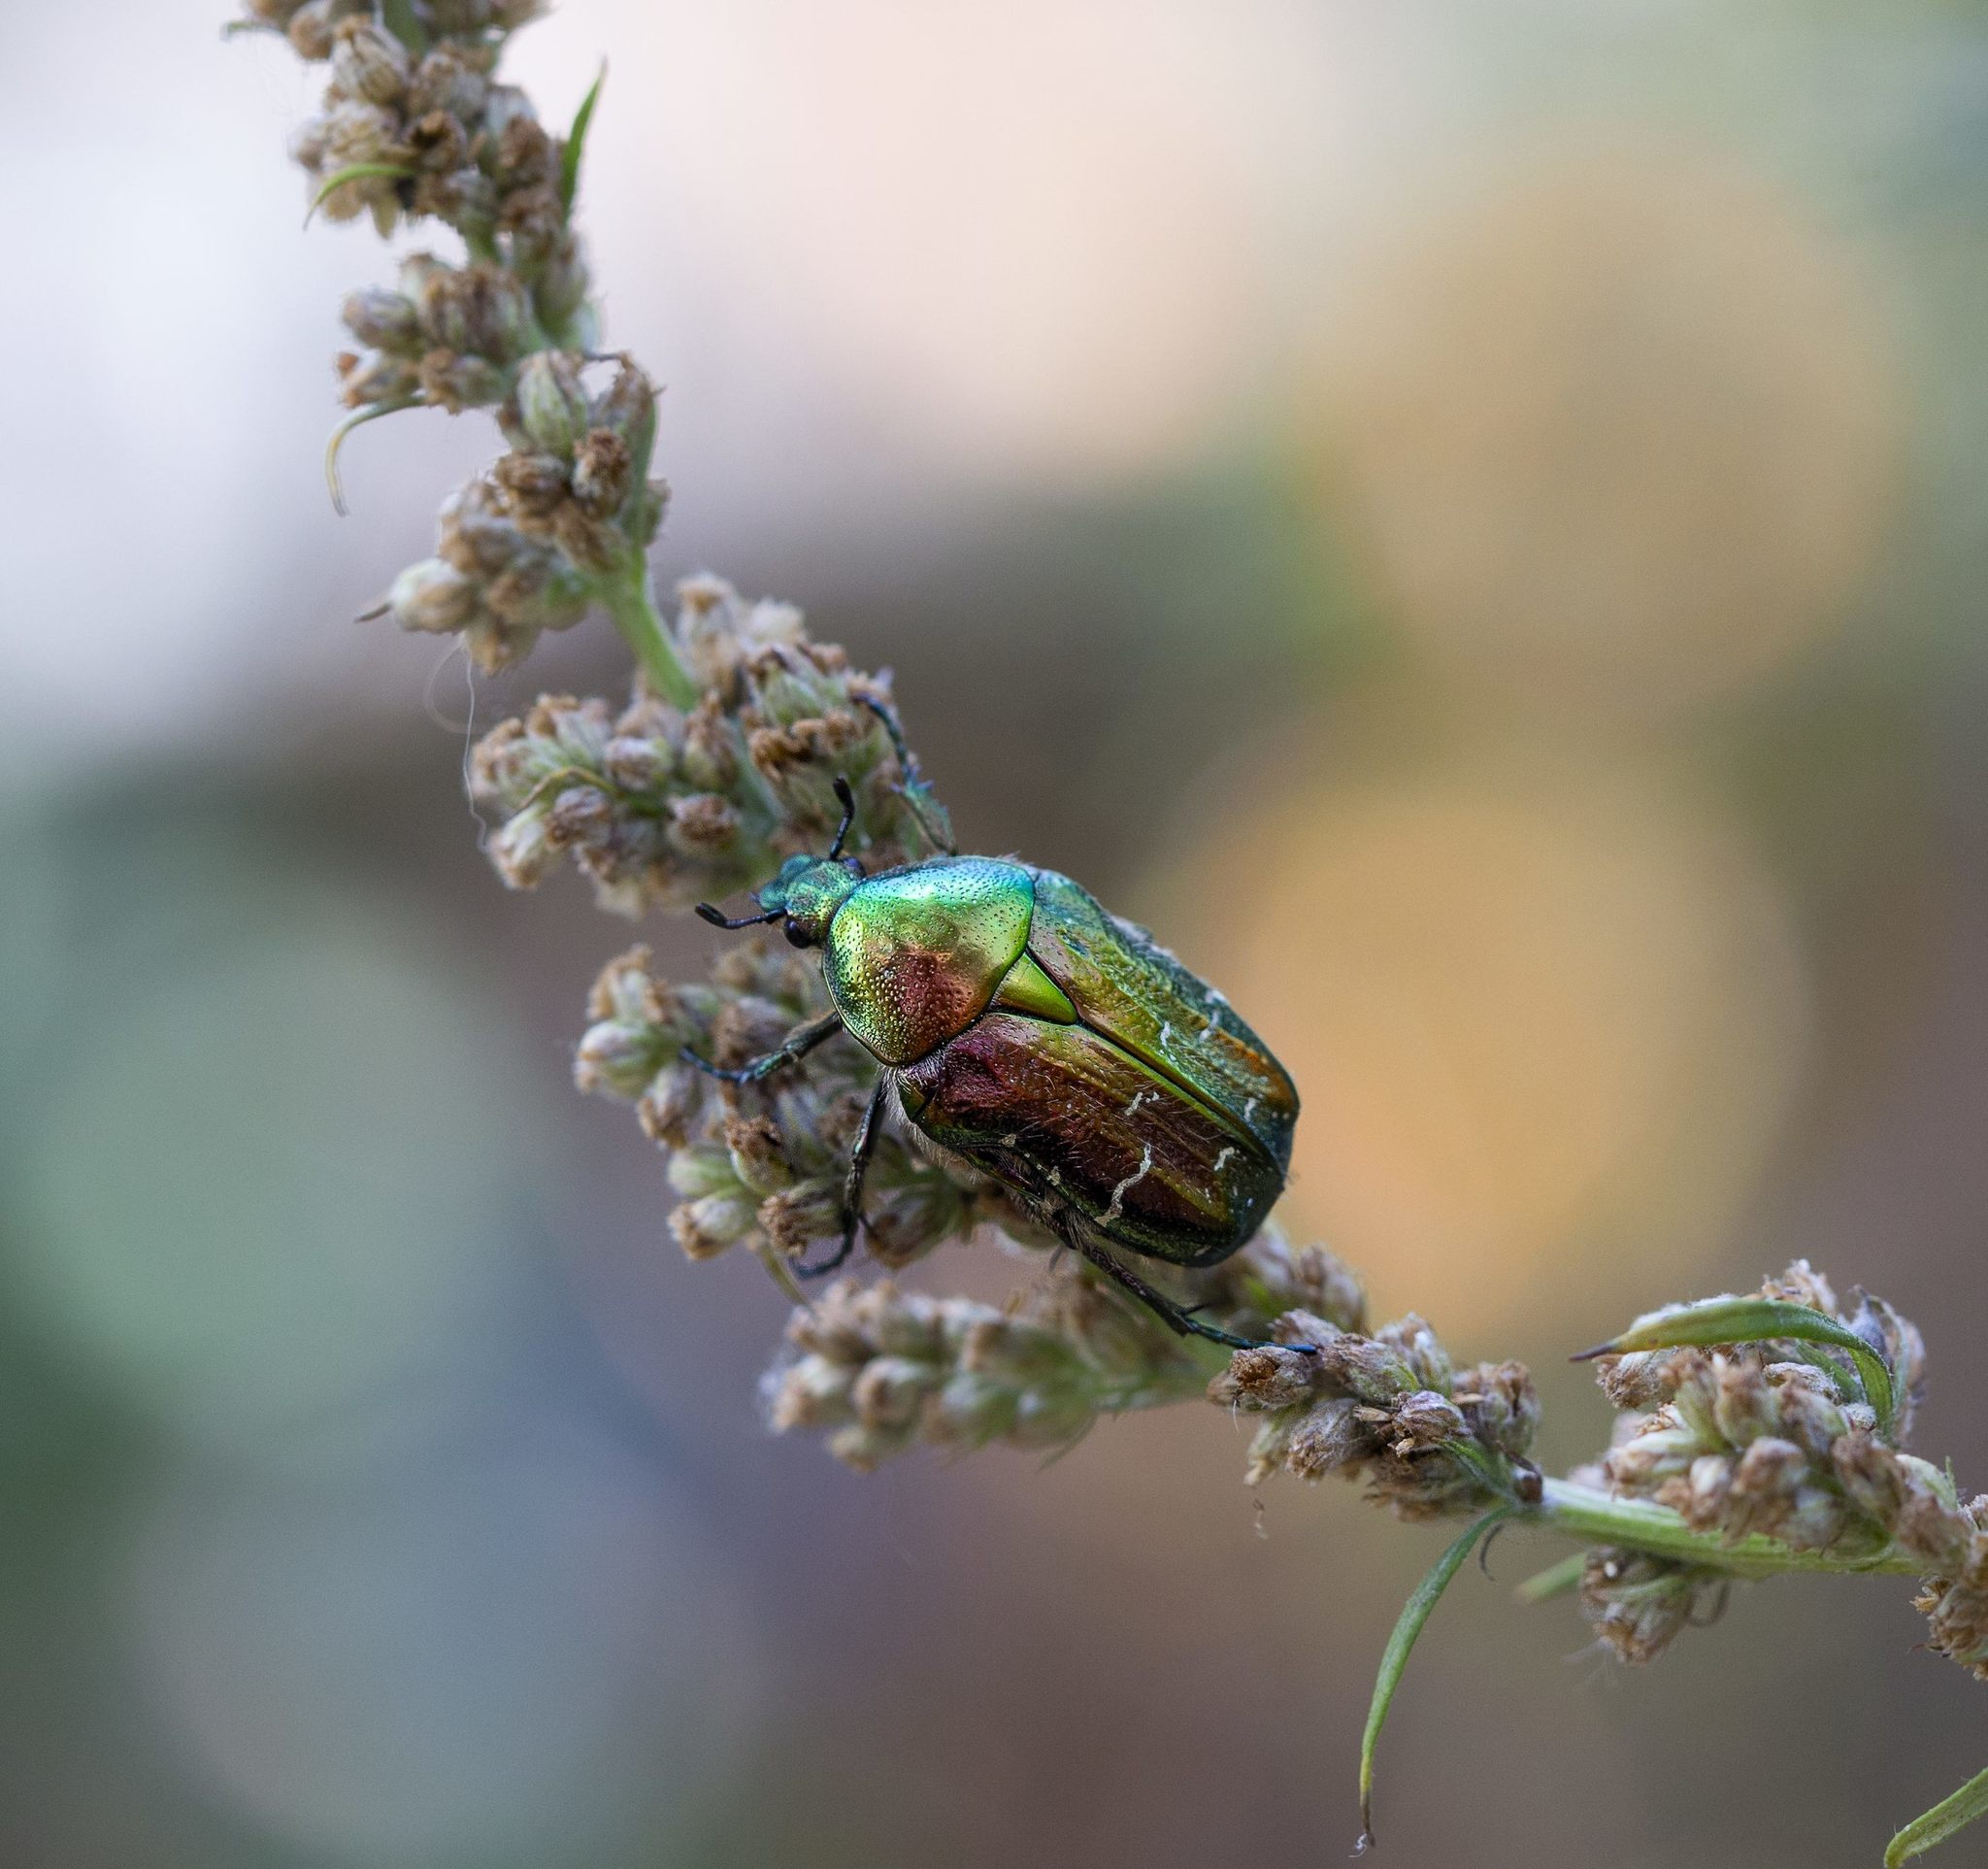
<box><xmin>573</xmin><ymin>1016</ymin><xmax>664</xmax><ymax>1102</ymax></box>
<box><xmin>1594</xmin><ymin>1350</ymin><xmax>1685</xmax><ymax>1411</ymax></box>
<box><xmin>341</xmin><ymin>286</ymin><xmax>422</xmax><ymax>352</ymax></box>
<box><xmin>1388</xmin><ymin>1390</ymin><xmax>1466</xmax><ymax>1454</ymax></box>
<box><xmin>763</xmin><ymin>1357</ymin><xmax>855</xmax><ymax>1434</ymax></box>
<box><xmin>287</xmin><ymin>0</ymin><xmax>367</xmax><ymax>60</ymax></box>
<box><xmin>1453</xmin><ymin>1360</ymin><xmax>1540</xmax><ymax>1459</ymax></box>
<box><xmin>407</xmin><ymin>46</ymin><xmax>488</xmax><ymax>120</ymax></box>
<box><xmin>407</xmin><ymin>113</ymin><xmax>472</xmax><ymax>180</ymax></box>
<box><xmin>485</xmin><ymin>803</ymin><xmax>554</xmax><ymax>888</ymax></box>
<box><xmin>758</xmin><ymin>1182</ymin><xmax>843</xmax><ymax>1260</ymax></box>
<box><xmin>514</xmin><ymin>351</ymin><xmax>592</xmax><ymax>456</ymax></box>
<box><xmin>589</xmin><ymin>358</ymin><xmax>657</xmax><ymax>462</ymax></box>
<box><xmin>387</xmin><ymin>557</ymin><xmax>479</xmax><ymax>633</ymax></box>
<box><xmin>530</xmin><ymin>230</ymin><xmax>593</xmax><ymax>339</ymax></box>
<box><xmin>491</xmin><ymin>449</ymin><xmax>573</xmax><ymax>517</ymax></box>
<box><xmin>852</xmin><ymin>1357</ymin><xmax>936</xmax><ymax>1434</ymax></box>
<box><xmin>1283</xmin><ymin>1397</ymin><xmax>1369</xmax><ymax>1481</ymax></box>
<box><xmin>1721</xmin><ymin>1437</ymin><xmax>1806</xmax><ymax>1540</ymax></box>
<box><xmin>1315</xmin><ymin>1333</ymin><xmax>1417</xmax><ymax>1405</ymax></box>
<box><xmin>679</xmin><ymin>698</ymin><xmax>740</xmax><ymax>789</ymax></box>
<box><xmin>493</xmin><ymin>117</ymin><xmax>559</xmax><ymax>191</ymax></box>
<box><xmin>482</xmin><ymin>553</ymin><xmax>591</xmax><ymax>631</ymax></box>
<box><xmin>604</xmin><ymin>733</ymin><xmax>672</xmax><ymax>792</ymax></box>
<box><xmin>571</xmin><ymin>429</ymin><xmax>633</xmax><ymax>517</ymax></box>
<box><xmin>330</xmin><ymin>18</ymin><xmax>410</xmax><ymax>106</ymax></box>
<box><xmin>336</xmin><ymin>348</ymin><xmax>419</xmax><ymax>408</ymax></box>
<box><xmin>321</xmin><ymin>98</ymin><xmax>409</xmax><ymax>171</ymax></box>
<box><xmin>667</xmin><ymin>793</ymin><xmax>742</xmax><ymax>859</ymax></box>
<box><xmin>723</xmin><ymin>1115</ymin><xmax>793</xmax><ymax>1195</ymax></box>
<box><xmin>1917</xmin><ymin>1570</ymin><xmax>1988</xmax><ymax>1682</ymax></box>
<box><xmin>411</xmin><ymin>263</ymin><xmax>506</xmax><ymax>356</ymax></box>
<box><xmin>545</xmin><ymin>783</ymin><xmax>613</xmax><ymax>851</ymax></box>
<box><xmin>862</xmin><ymin>1173</ymin><xmax>972</xmax><ymax>1271</ymax></box>
<box><xmin>1209</xmin><ymin>1345</ymin><xmax>1322</xmax><ymax>1412</ymax></box>
<box><xmin>1377</xmin><ymin>1314</ymin><xmax>1452</xmax><ymax>1392</ymax></box>
<box><xmin>417</xmin><ymin>350</ymin><xmax>509</xmax><ymax>413</ymax></box>
<box><xmin>1579</xmin><ymin>1552</ymin><xmax>1712</xmax><ymax>1665</ymax></box>
<box><xmin>1710</xmin><ymin>1357</ymin><xmax>1777</xmax><ymax>1449</ymax></box>
<box><xmin>671</xmin><ymin>1192</ymin><xmax>757</xmax><ymax>1260</ymax></box>
<box><xmin>636</xmin><ymin>1065</ymin><xmax>703</xmax><ymax>1149</ymax></box>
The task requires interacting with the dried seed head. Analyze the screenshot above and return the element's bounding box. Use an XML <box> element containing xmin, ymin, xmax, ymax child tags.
<box><xmin>1209</xmin><ymin>1345</ymin><xmax>1326</xmax><ymax>1413</ymax></box>
<box><xmin>1280</xmin><ymin>1398</ymin><xmax>1368</xmax><ymax>1484</ymax></box>
<box><xmin>1388</xmin><ymin>1390</ymin><xmax>1467</xmax><ymax>1455</ymax></box>
<box><xmin>1452</xmin><ymin>1360</ymin><xmax>1540</xmax><ymax>1460</ymax></box>
<box><xmin>1579</xmin><ymin>1552</ymin><xmax>1720</xmax><ymax>1665</ymax></box>
<box><xmin>1314</xmin><ymin>1334</ymin><xmax>1419</xmax><ymax>1406</ymax></box>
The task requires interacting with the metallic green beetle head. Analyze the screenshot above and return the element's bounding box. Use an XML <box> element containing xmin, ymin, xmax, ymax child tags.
<box><xmin>753</xmin><ymin>851</ymin><xmax>864</xmax><ymax>947</ymax></box>
<box><xmin>695</xmin><ymin>776</ymin><xmax>866</xmax><ymax>949</ymax></box>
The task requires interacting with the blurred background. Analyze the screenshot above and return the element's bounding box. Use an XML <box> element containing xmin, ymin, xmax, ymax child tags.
<box><xmin>4</xmin><ymin>1</ymin><xmax>1988</xmax><ymax>1863</ymax></box>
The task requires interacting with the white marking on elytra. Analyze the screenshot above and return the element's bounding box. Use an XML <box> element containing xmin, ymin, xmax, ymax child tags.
<box><xmin>1242</xmin><ymin>1097</ymin><xmax>1258</xmax><ymax>1123</ymax></box>
<box><xmin>1126</xmin><ymin>1089</ymin><xmax>1150</xmax><ymax>1118</ymax></box>
<box><xmin>1212</xmin><ymin>1146</ymin><xmax>1237</xmax><ymax>1174</ymax></box>
<box><xmin>1001</xmin><ymin>1133</ymin><xmax>1018</xmax><ymax>1147</ymax></box>
<box><xmin>1100</xmin><ymin>1143</ymin><xmax>1155</xmax><ymax>1225</ymax></box>
<box><xmin>1158</xmin><ymin>1021</ymin><xmax>1172</xmax><ymax>1049</ymax></box>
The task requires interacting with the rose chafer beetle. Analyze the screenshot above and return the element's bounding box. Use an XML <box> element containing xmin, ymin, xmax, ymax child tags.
<box><xmin>687</xmin><ymin>726</ymin><xmax>1301</xmax><ymax>1352</ymax></box>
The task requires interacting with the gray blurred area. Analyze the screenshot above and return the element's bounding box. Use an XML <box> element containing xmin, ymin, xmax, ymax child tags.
<box><xmin>5</xmin><ymin>2</ymin><xmax>1988</xmax><ymax>1864</ymax></box>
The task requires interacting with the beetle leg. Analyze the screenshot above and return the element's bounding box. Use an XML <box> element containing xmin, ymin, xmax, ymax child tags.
<box><xmin>679</xmin><ymin>1009</ymin><xmax>844</xmax><ymax>1085</ymax></box>
<box><xmin>1056</xmin><ymin>1219</ymin><xmax>1317</xmax><ymax>1354</ymax></box>
<box><xmin>856</xmin><ymin>694</ymin><xmax>956</xmax><ymax>857</ymax></box>
<box><xmin>796</xmin><ymin>1074</ymin><xmax>889</xmax><ymax>1281</ymax></box>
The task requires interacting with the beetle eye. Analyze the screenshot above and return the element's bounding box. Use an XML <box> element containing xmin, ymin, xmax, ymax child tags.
<box><xmin>783</xmin><ymin>917</ymin><xmax>814</xmax><ymax>949</ymax></box>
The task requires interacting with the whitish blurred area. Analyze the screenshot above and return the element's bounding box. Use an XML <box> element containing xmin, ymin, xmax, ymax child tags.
<box><xmin>4</xmin><ymin>2</ymin><xmax>1988</xmax><ymax>1864</ymax></box>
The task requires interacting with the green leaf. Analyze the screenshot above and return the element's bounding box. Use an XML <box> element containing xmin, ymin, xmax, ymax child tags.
<box><xmin>1574</xmin><ymin>1296</ymin><xmax>1897</xmax><ymax>1435</ymax></box>
<box><xmin>559</xmin><ymin>62</ymin><xmax>608</xmax><ymax>216</ymax></box>
<box><xmin>304</xmin><ymin>162</ymin><xmax>414</xmax><ymax>228</ymax></box>
<box><xmin>379</xmin><ymin>0</ymin><xmax>432</xmax><ymax>55</ymax></box>
<box><xmin>1513</xmin><ymin>1552</ymin><xmax>1586</xmax><ymax>1605</ymax></box>
<box><xmin>324</xmin><ymin>398</ymin><xmax>419</xmax><ymax>516</ymax></box>
<box><xmin>1886</xmin><ymin>1764</ymin><xmax>1988</xmax><ymax>1867</ymax></box>
<box><xmin>1359</xmin><ymin>1506</ymin><xmax>1513</xmax><ymax>1851</ymax></box>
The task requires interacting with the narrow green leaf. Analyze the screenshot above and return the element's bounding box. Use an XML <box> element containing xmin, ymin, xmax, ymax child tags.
<box><xmin>324</xmin><ymin>398</ymin><xmax>419</xmax><ymax>515</ymax></box>
<box><xmin>1513</xmin><ymin>1552</ymin><xmax>1587</xmax><ymax>1605</ymax></box>
<box><xmin>304</xmin><ymin>162</ymin><xmax>414</xmax><ymax>228</ymax></box>
<box><xmin>1359</xmin><ymin>1506</ymin><xmax>1513</xmax><ymax>1851</ymax></box>
<box><xmin>1886</xmin><ymin>1764</ymin><xmax>1988</xmax><ymax>1867</ymax></box>
<box><xmin>1574</xmin><ymin>1296</ymin><xmax>1896</xmax><ymax>1435</ymax></box>
<box><xmin>559</xmin><ymin>62</ymin><xmax>608</xmax><ymax>216</ymax></box>
<box><xmin>379</xmin><ymin>0</ymin><xmax>432</xmax><ymax>54</ymax></box>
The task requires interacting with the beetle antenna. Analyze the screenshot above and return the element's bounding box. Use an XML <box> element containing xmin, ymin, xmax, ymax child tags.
<box><xmin>826</xmin><ymin>776</ymin><xmax>858</xmax><ymax>861</ymax></box>
<box><xmin>695</xmin><ymin>901</ymin><xmax>781</xmax><ymax>930</ymax></box>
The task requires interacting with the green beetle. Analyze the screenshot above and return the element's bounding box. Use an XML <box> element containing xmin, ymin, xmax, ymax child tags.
<box><xmin>688</xmin><ymin>761</ymin><xmax>1302</xmax><ymax>1352</ymax></box>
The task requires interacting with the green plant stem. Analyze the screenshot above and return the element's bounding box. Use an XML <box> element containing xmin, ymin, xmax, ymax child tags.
<box><xmin>601</xmin><ymin>571</ymin><xmax>700</xmax><ymax>709</ymax></box>
<box><xmin>1532</xmin><ymin>1478</ymin><xmax>1922</xmax><ymax>1579</ymax></box>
